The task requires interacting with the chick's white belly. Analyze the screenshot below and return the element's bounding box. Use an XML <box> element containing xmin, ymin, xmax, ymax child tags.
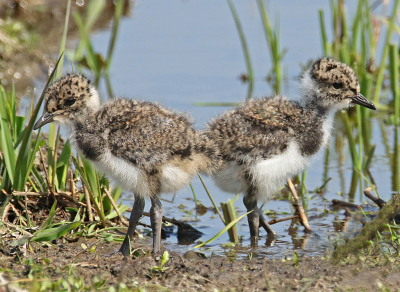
<box><xmin>159</xmin><ymin>164</ymin><xmax>193</xmax><ymax>194</ymax></box>
<box><xmin>212</xmin><ymin>161</ymin><xmax>249</xmax><ymax>194</ymax></box>
<box><xmin>91</xmin><ymin>150</ymin><xmax>192</xmax><ymax>198</ymax></box>
<box><xmin>92</xmin><ymin>151</ymin><xmax>151</xmax><ymax>197</ymax></box>
<box><xmin>213</xmin><ymin>142</ymin><xmax>309</xmax><ymax>202</ymax></box>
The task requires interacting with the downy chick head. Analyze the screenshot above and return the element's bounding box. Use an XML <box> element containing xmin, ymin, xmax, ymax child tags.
<box><xmin>34</xmin><ymin>74</ymin><xmax>100</xmax><ymax>130</ymax></box>
<box><xmin>301</xmin><ymin>58</ymin><xmax>376</xmax><ymax>111</ymax></box>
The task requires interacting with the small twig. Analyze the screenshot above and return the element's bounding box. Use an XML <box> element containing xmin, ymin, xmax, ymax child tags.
<box><xmin>364</xmin><ymin>186</ymin><xmax>386</xmax><ymax>209</ymax></box>
<box><xmin>195</xmin><ymin>274</ymin><xmax>213</xmax><ymax>283</ymax></box>
<box><xmin>139</xmin><ymin>211</ymin><xmax>203</xmax><ymax>235</ymax></box>
<box><xmin>364</xmin><ymin>186</ymin><xmax>400</xmax><ymax>223</ymax></box>
<box><xmin>12</xmin><ymin>191</ymin><xmax>83</xmax><ymax>209</ymax></box>
<box><xmin>70</xmin><ymin>168</ymin><xmax>75</xmax><ymax>196</ymax></box>
<box><xmin>13</xmin><ymin>191</ymin><xmax>75</xmax><ymax>197</ymax></box>
<box><xmin>287</xmin><ymin>178</ymin><xmax>312</xmax><ymax>232</ymax></box>
<box><xmin>0</xmin><ymin>220</ymin><xmax>33</xmax><ymax>237</ymax></box>
<box><xmin>83</xmin><ymin>184</ymin><xmax>94</xmax><ymax>222</ymax></box>
<box><xmin>1</xmin><ymin>203</ymin><xmax>12</xmax><ymax>221</ymax></box>
<box><xmin>39</xmin><ymin>147</ymin><xmax>53</xmax><ymax>195</ymax></box>
<box><xmin>332</xmin><ymin>199</ymin><xmax>361</xmax><ymax>210</ymax></box>
<box><xmin>9</xmin><ymin>203</ymin><xmax>27</xmax><ymax>227</ymax></box>
<box><xmin>103</xmin><ymin>188</ymin><xmax>129</xmax><ymax>227</ymax></box>
<box><xmin>78</xmin><ymin>156</ymin><xmax>94</xmax><ymax>221</ymax></box>
<box><xmin>267</xmin><ymin>215</ymin><xmax>299</xmax><ymax>225</ymax></box>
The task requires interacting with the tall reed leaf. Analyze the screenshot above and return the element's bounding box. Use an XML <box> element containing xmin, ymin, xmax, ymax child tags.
<box><xmin>257</xmin><ymin>0</ymin><xmax>283</xmax><ymax>94</ymax></box>
<box><xmin>0</xmin><ymin>88</ymin><xmax>17</xmax><ymax>186</ymax></box>
<box><xmin>75</xmin><ymin>0</ymin><xmax>106</xmax><ymax>61</ymax></box>
<box><xmin>318</xmin><ymin>10</ymin><xmax>329</xmax><ymax>56</ymax></box>
<box><xmin>56</xmin><ymin>140</ymin><xmax>72</xmax><ymax>191</ymax></box>
<box><xmin>227</xmin><ymin>0</ymin><xmax>254</xmax><ymax>100</ymax></box>
<box><xmin>389</xmin><ymin>43</ymin><xmax>399</xmax><ymax>126</ymax></box>
<box><xmin>56</xmin><ymin>0</ymin><xmax>71</xmax><ymax>78</ymax></box>
<box><xmin>13</xmin><ymin>54</ymin><xmax>64</xmax><ymax>191</ymax></box>
<box><xmin>74</xmin><ymin>12</ymin><xmax>102</xmax><ymax>81</ymax></box>
<box><xmin>373</xmin><ymin>0</ymin><xmax>400</xmax><ymax>103</ymax></box>
<box><xmin>105</xmin><ymin>0</ymin><xmax>124</xmax><ymax>76</ymax></box>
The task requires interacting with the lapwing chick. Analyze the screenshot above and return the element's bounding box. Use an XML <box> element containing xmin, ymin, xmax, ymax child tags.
<box><xmin>34</xmin><ymin>74</ymin><xmax>220</xmax><ymax>256</ymax></box>
<box><xmin>206</xmin><ymin>58</ymin><xmax>376</xmax><ymax>244</ymax></box>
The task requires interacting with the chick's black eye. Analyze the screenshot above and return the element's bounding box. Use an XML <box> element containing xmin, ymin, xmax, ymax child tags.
<box><xmin>332</xmin><ymin>82</ymin><xmax>343</xmax><ymax>89</ymax></box>
<box><xmin>65</xmin><ymin>98</ymin><xmax>76</xmax><ymax>106</ymax></box>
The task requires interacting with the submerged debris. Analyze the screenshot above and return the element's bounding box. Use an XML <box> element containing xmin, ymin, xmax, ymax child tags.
<box><xmin>332</xmin><ymin>188</ymin><xmax>400</xmax><ymax>261</ymax></box>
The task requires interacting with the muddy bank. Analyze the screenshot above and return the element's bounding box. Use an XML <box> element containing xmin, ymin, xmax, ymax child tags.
<box><xmin>1</xmin><ymin>236</ymin><xmax>400</xmax><ymax>291</ymax></box>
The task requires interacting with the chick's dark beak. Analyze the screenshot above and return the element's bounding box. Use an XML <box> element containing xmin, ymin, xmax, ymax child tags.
<box><xmin>351</xmin><ymin>93</ymin><xmax>376</xmax><ymax>110</ymax></box>
<box><xmin>34</xmin><ymin>112</ymin><xmax>55</xmax><ymax>130</ymax></box>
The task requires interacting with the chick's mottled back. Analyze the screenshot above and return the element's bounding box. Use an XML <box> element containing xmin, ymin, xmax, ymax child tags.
<box><xmin>207</xmin><ymin>96</ymin><xmax>327</xmax><ymax>164</ymax></box>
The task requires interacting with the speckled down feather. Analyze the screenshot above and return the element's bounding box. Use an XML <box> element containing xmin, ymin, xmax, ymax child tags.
<box><xmin>206</xmin><ymin>95</ymin><xmax>327</xmax><ymax>164</ymax></box>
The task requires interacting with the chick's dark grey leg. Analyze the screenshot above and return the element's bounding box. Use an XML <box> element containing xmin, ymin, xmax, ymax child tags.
<box><xmin>150</xmin><ymin>196</ymin><xmax>163</xmax><ymax>254</ymax></box>
<box><xmin>119</xmin><ymin>195</ymin><xmax>145</xmax><ymax>257</ymax></box>
<box><xmin>243</xmin><ymin>194</ymin><xmax>260</xmax><ymax>247</ymax></box>
<box><xmin>259</xmin><ymin>213</ymin><xmax>277</xmax><ymax>236</ymax></box>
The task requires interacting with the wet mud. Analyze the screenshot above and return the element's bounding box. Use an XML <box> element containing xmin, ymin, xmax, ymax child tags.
<box><xmin>1</xmin><ymin>235</ymin><xmax>400</xmax><ymax>291</ymax></box>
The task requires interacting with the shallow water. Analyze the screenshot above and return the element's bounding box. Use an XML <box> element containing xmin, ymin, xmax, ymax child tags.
<box><xmin>35</xmin><ymin>1</ymin><xmax>394</xmax><ymax>259</ymax></box>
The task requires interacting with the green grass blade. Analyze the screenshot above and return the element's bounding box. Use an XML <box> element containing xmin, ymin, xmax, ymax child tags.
<box><xmin>318</xmin><ymin>10</ymin><xmax>328</xmax><ymax>56</ymax></box>
<box><xmin>227</xmin><ymin>0</ymin><xmax>254</xmax><ymax>100</ymax></box>
<box><xmin>85</xmin><ymin>0</ymin><xmax>105</xmax><ymax>31</ymax></box>
<box><xmin>56</xmin><ymin>140</ymin><xmax>72</xmax><ymax>190</ymax></box>
<box><xmin>32</xmin><ymin>222</ymin><xmax>81</xmax><ymax>242</ymax></box>
<box><xmin>356</xmin><ymin>104</ymin><xmax>363</xmax><ymax>171</ymax></box>
<box><xmin>194</xmin><ymin>211</ymin><xmax>251</xmax><ymax>248</ymax></box>
<box><xmin>56</xmin><ymin>0</ymin><xmax>71</xmax><ymax>78</ymax></box>
<box><xmin>362</xmin><ymin>144</ymin><xmax>376</xmax><ymax>170</ymax></box>
<box><xmin>49</xmin><ymin>125</ymin><xmax>61</xmax><ymax>192</ymax></box>
<box><xmin>80</xmin><ymin>156</ymin><xmax>101</xmax><ymax>200</ymax></box>
<box><xmin>373</xmin><ymin>0</ymin><xmax>400</xmax><ymax>103</ymax></box>
<box><xmin>10</xmin><ymin>85</ymin><xmax>17</xmax><ymax>142</ymax></box>
<box><xmin>341</xmin><ymin>111</ymin><xmax>360</xmax><ymax>169</ymax></box>
<box><xmin>75</xmin><ymin>0</ymin><xmax>105</xmax><ymax>60</ymax></box>
<box><xmin>257</xmin><ymin>0</ymin><xmax>282</xmax><ymax>94</ymax></box>
<box><xmin>105</xmin><ymin>0</ymin><xmax>124</xmax><ymax>76</ymax></box>
<box><xmin>32</xmin><ymin>201</ymin><xmax>57</xmax><ymax>237</ymax></box>
<box><xmin>31</xmin><ymin>167</ymin><xmax>47</xmax><ymax>193</ymax></box>
<box><xmin>0</xmin><ymin>100</ymin><xmax>16</xmax><ymax>186</ymax></box>
<box><xmin>351</xmin><ymin>0</ymin><xmax>363</xmax><ymax>54</ymax></box>
<box><xmin>72</xmin><ymin>156</ymin><xmax>106</xmax><ymax>225</ymax></box>
<box><xmin>14</xmin><ymin>54</ymin><xmax>64</xmax><ymax>191</ymax></box>
<box><xmin>112</xmin><ymin>186</ymin><xmax>122</xmax><ymax>202</ymax></box>
<box><xmin>105</xmin><ymin>205</ymin><xmax>129</xmax><ymax>220</ymax></box>
<box><xmin>221</xmin><ymin>199</ymin><xmax>238</xmax><ymax>243</ymax></box>
<box><xmin>74</xmin><ymin>12</ymin><xmax>101</xmax><ymax>79</ymax></box>
<box><xmin>389</xmin><ymin>43</ymin><xmax>399</xmax><ymax>126</ymax></box>
<box><xmin>198</xmin><ymin>173</ymin><xmax>225</xmax><ymax>224</ymax></box>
